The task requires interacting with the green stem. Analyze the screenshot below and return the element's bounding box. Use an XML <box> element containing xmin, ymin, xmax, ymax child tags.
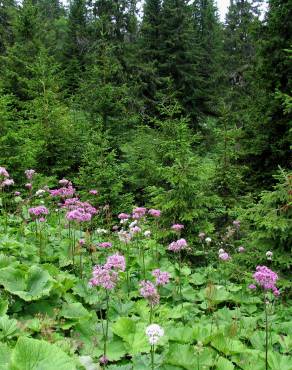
<box><xmin>126</xmin><ymin>243</ymin><xmax>130</xmax><ymax>297</ymax></box>
<box><xmin>150</xmin><ymin>304</ymin><xmax>153</xmax><ymax>324</ymax></box>
<box><xmin>151</xmin><ymin>344</ymin><xmax>155</xmax><ymax>370</ymax></box>
<box><xmin>264</xmin><ymin>295</ymin><xmax>268</xmax><ymax>370</ymax></box>
<box><xmin>178</xmin><ymin>251</ymin><xmax>182</xmax><ymax>301</ymax></box>
<box><xmin>103</xmin><ymin>292</ymin><xmax>110</xmax><ymax>369</ymax></box>
<box><xmin>142</xmin><ymin>246</ymin><xmax>146</xmax><ymax>280</ymax></box>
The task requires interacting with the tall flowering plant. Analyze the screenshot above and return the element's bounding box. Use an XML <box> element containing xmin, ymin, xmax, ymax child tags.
<box><xmin>250</xmin><ymin>266</ymin><xmax>280</xmax><ymax>370</ymax></box>
<box><xmin>89</xmin><ymin>253</ymin><xmax>126</xmax><ymax>369</ymax></box>
<box><xmin>168</xmin><ymin>237</ymin><xmax>187</xmax><ymax>300</ymax></box>
<box><xmin>28</xmin><ymin>206</ymin><xmax>49</xmax><ymax>260</ymax></box>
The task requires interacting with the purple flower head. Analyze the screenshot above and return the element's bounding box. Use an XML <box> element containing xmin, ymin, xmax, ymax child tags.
<box><xmin>132</xmin><ymin>207</ymin><xmax>147</xmax><ymax>219</ymax></box>
<box><xmin>148</xmin><ymin>209</ymin><xmax>161</xmax><ymax>217</ymax></box>
<box><xmin>89</xmin><ymin>265</ymin><xmax>118</xmax><ymax>290</ymax></box>
<box><xmin>25</xmin><ymin>183</ymin><xmax>32</xmax><ymax>189</ymax></box>
<box><xmin>273</xmin><ymin>288</ymin><xmax>280</xmax><ymax>297</ymax></box>
<box><xmin>198</xmin><ymin>232</ymin><xmax>206</xmax><ymax>240</ymax></box>
<box><xmin>238</xmin><ymin>246</ymin><xmax>245</xmax><ymax>253</ymax></box>
<box><xmin>89</xmin><ymin>189</ymin><xmax>98</xmax><ymax>195</ymax></box>
<box><xmin>249</xmin><ymin>284</ymin><xmax>257</xmax><ymax>290</ymax></box>
<box><xmin>99</xmin><ymin>356</ymin><xmax>109</xmax><ymax>365</ymax></box>
<box><xmin>168</xmin><ymin>238</ymin><xmax>187</xmax><ymax>252</ymax></box>
<box><xmin>219</xmin><ymin>252</ymin><xmax>230</xmax><ymax>261</ymax></box>
<box><xmin>25</xmin><ymin>169</ymin><xmax>36</xmax><ymax>180</ymax></box>
<box><xmin>66</xmin><ymin>208</ymin><xmax>92</xmax><ymax>223</ymax></box>
<box><xmin>105</xmin><ymin>253</ymin><xmax>126</xmax><ymax>272</ymax></box>
<box><xmin>233</xmin><ymin>220</ymin><xmax>241</xmax><ymax>228</ymax></box>
<box><xmin>253</xmin><ymin>265</ymin><xmax>278</xmax><ymax>291</ymax></box>
<box><xmin>1</xmin><ymin>178</ymin><xmax>14</xmax><ymax>187</ymax></box>
<box><xmin>39</xmin><ymin>217</ymin><xmax>46</xmax><ymax>222</ymax></box>
<box><xmin>0</xmin><ymin>167</ymin><xmax>9</xmax><ymax>178</ymax></box>
<box><xmin>140</xmin><ymin>280</ymin><xmax>160</xmax><ymax>306</ymax></box>
<box><xmin>29</xmin><ymin>206</ymin><xmax>49</xmax><ymax>217</ymax></box>
<box><xmin>171</xmin><ymin>224</ymin><xmax>184</xmax><ymax>232</ymax></box>
<box><xmin>130</xmin><ymin>225</ymin><xmax>141</xmax><ymax>234</ymax></box>
<box><xmin>50</xmin><ymin>184</ymin><xmax>75</xmax><ymax>199</ymax></box>
<box><xmin>14</xmin><ymin>191</ymin><xmax>21</xmax><ymax>196</ymax></box>
<box><xmin>152</xmin><ymin>269</ymin><xmax>170</xmax><ymax>286</ymax></box>
<box><xmin>118</xmin><ymin>213</ymin><xmax>130</xmax><ymax>220</ymax></box>
<box><xmin>98</xmin><ymin>242</ymin><xmax>112</xmax><ymax>249</ymax></box>
<box><xmin>79</xmin><ymin>239</ymin><xmax>85</xmax><ymax>245</ymax></box>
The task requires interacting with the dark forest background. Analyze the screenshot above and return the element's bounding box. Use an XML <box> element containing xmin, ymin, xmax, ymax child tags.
<box><xmin>0</xmin><ymin>0</ymin><xmax>291</xmax><ymax>259</ymax></box>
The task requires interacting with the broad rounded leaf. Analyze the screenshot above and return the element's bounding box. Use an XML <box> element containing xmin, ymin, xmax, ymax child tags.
<box><xmin>10</xmin><ymin>337</ymin><xmax>76</xmax><ymax>370</ymax></box>
<box><xmin>0</xmin><ymin>266</ymin><xmax>54</xmax><ymax>301</ymax></box>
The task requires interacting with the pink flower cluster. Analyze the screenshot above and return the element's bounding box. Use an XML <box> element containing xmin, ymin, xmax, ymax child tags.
<box><xmin>118</xmin><ymin>213</ymin><xmax>130</xmax><ymax>220</ymax></box>
<box><xmin>64</xmin><ymin>198</ymin><xmax>97</xmax><ymax>223</ymax></box>
<box><xmin>89</xmin><ymin>254</ymin><xmax>125</xmax><ymax>290</ymax></box>
<box><xmin>105</xmin><ymin>253</ymin><xmax>126</xmax><ymax>271</ymax></box>
<box><xmin>219</xmin><ymin>252</ymin><xmax>230</xmax><ymax>261</ymax></box>
<box><xmin>66</xmin><ymin>208</ymin><xmax>92</xmax><ymax>222</ymax></box>
<box><xmin>132</xmin><ymin>207</ymin><xmax>147</xmax><ymax>219</ymax></box>
<box><xmin>0</xmin><ymin>167</ymin><xmax>14</xmax><ymax>188</ymax></box>
<box><xmin>89</xmin><ymin>189</ymin><xmax>98</xmax><ymax>195</ymax></box>
<box><xmin>29</xmin><ymin>206</ymin><xmax>49</xmax><ymax>217</ymax></box>
<box><xmin>98</xmin><ymin>242</ymin><xmax>112</xmax><ymax>249</ymax></box>
<box><xmin>139</xmin><ymin>280</ymin><xmax>160</xmax><ymax>306</ymax></box>
<box><xmin>253</xmin><ymin>265</ymin><xmax>279</xmax><ymax>296</ymax></box>
<box><xmin>171</xmin><ymin>224</ymin><xmax>184</xmax><ymax>231</ymax></box>
<box><xmin>168</xmin><ymin>238</ymin><xmax>187</xmax><ymax>252</ymax></box>
<box><xmin>130</xmin><ymin>225</ymin><xmax>141</xmax><ymax>234</ymax></box>
<box><xmin>0</xmin><ymin>167</ymin><xmax>9</xmax><ymax>178</ymax></box>
<box><xmin>1</xmin><ymin>178</ymin><xmax>14</xmax><ymax>187</ymax></box>
<box><xmin>152</xmin><ymin>269</ymin><xmax>171</xmax><ymax>286</ymax></box>
<box><xmin>50</xmin><ymin>181</ymin><xmax>75</xmax><ymax>198</ymax></box>
<box><xmin>63</xmin><ymin>198</ymin><xmax>97</xmax><ymax>214</ymax></box>
<box><xmin>25</xmin><ymin>169</ymin><xmax>36</xmax><ymax>180</ymax></box>
<box><xmin>148</xmin><ymin>209</ymin><xmax>161</xmax><ymax>217</ymax></box>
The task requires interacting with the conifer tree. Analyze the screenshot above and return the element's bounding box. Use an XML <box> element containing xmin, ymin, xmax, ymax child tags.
<box><xmin>192</xmin><ymin>0</ymin><xmax>223</xmax><ymax>114</ymax></box>
<box><xmin>158</xmin><ymin>0</ymin><xmax>202</xmax><ymax>124</ymax></box>
<box><xmin>0</xmin><ymin>0</ymin><xmax>16</xmax><ymax>54</ymax></box>
<box><xmin>137</xmin><ymin>0</ymin><xmax>163</xmax><ymax>115</ymax></box>
<box><xmin>63</xmin><ymin>0</ymin><xmax>88</xmax><ymax>93</ymax></box>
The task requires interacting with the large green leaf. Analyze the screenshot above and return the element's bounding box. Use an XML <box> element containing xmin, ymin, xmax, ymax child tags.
<box><xmin>0</xmin><ymin>316</ymin><xmax>19</xmax><ymax>340</ymax></box>
<box><xmin>60</xmin><ymin>302</ymin><xmax>90</xmax><ymax>320</ymax></box>
<box><xmin>9</xmin><ymin>337</ymin><xmax>76</xmax><ymax>370</ymax></box>
<box><xmin>165</xmin><ymin>345</ymin><xmax>215</xmax><ymax>370</ymax></box>
<box><xmin>216</xmin><ymin>356</ymin><xmax>235</xmax><ymax>370</ymax></box>
<box><xmin>268</xmin><ymin>352</ymin><xmax>292</xmax><ymax>370</ymax></box>
<box><xmin>112</xmin><ymin>317</ymin><xmax>150</xmax><ymax>355</ymax></box>
<box><xmin>0</xmin><ymin>266</ymin><xmax>54</xmax><ymax>301</ymax></box>
<box><xmin>0</xmin><ymin>342</ymin><xmax>11</xmax><ymax>370</ymax></box>
<box><xmin>211</xmin><ymin>334</ymin><xmax>247</xmax><ymax>355</ymax></box>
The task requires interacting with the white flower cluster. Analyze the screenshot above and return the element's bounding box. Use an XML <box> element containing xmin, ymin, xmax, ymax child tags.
<box><xmin>145</xmin><ymin>324</ymin><xmax>164</xmax><ymax>345</ymax></box>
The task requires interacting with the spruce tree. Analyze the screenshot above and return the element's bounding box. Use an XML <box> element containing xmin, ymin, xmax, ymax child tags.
<box><xmin>63</xmin><ymin>0</ymin><xmax>88</xmax><ymax>93</ymax></box>
<box><xmin>0</xmin><ymin>0</ymin><xmax>16</xmax><ymax>54</ymax></box>
<box><xmin>158</xmin><ymin>0</ymin><xmax>202</xmax><ymax>124</ymax></box>
<box><xmin>192</xmin><ymin>0</ymin><xmax>223</xmax><ymax>114</ymax></box>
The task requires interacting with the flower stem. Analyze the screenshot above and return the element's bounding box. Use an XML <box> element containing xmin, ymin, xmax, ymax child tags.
<box><xmin>264</xmin><ymin>295</ymin><xmax>268</xmax><ymax>370</ymax></box>
<box><xmin>151</xmin><ymin>344</ymin><xmax>154</xmax><ymax>370</ymax></box>
<box><xmin>103</xmin><ymin>291</ymin><xmax>110</xmax><ymax>369</ymax></box>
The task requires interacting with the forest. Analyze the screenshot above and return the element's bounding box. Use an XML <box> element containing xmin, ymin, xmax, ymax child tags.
<box><xmin>0</xmin><ymin>0</ymin><xmax>291</xmax><ymax>369</ymax></box>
